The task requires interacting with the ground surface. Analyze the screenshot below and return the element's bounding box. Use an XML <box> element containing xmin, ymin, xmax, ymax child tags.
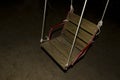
<box><xmin>0</xmin><ymin>3</ymin><xmax>120</xmax><ymax>80</ymax></box>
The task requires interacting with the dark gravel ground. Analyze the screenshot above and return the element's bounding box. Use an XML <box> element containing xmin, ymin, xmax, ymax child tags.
<box><xmin>0</xmin><ymin>1</ymin><xmax>120</xmax><ymax>80</ymax></box>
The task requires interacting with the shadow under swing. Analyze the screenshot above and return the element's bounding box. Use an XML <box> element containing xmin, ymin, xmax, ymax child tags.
<box><xmin>40</xmin><ymin>0</ymin><xmax>110</xmax><ymax>70</ymax></box>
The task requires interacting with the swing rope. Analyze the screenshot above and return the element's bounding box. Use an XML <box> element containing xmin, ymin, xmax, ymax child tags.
<box><xmin>40</xmin><ymin>0</ymin><xmax>110</xmax><ymax>68</ymax></box>
<box><xmin>70</xmin><ymin>0</ymin><xmax>74</xmax><ymax>12</ymax></box>
<box><xmin>101</xmin><ymin>0</ymin><xmax>110</xmax><ymax>21</ymax></box>
<box><xmin>40</xmin><ymin>0</ymin><xmax>48</xmax><ymax>43</ymax></box>
<box><xmin>66</xmin><ymin>0</ymin><xmax>110</xmax><ymax>67</ymax></box>
<box><xmin>66</xmin><ymin>0</ymin><xmax>88</xmax><ymax>67</ymax></box>
<box><xmin>96</xmin><ymin>0</ymin><xmax>109</xmax><ymax>35</ymax></box>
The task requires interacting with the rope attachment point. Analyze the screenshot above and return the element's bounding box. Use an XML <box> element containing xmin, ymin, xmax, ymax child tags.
<box><xmin>70</xmin><ymin>0</ymin><xmax>74</xmax><ymax>13</ymax></box>
<box><xmin>96</xmin><ymin>0</ymin><xmax>109</xmax><ymax>36</ymax></box>
<box><xmin>40</xmin><ymin>0</ymin><xmax>48</xmax><ymax>43</ymax></box>
<box><xmin>96</xmin><ymin>20</ymin><xmax>103</xmax><ymax>35</ymax></box>
<box><xmin>40</xmin><ymin>36</ymin><xmax>49</xmax><ymax>43</ymax></box>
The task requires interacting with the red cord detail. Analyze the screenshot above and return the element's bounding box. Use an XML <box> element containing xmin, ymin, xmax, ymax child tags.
<box><xmin>48</xmin><ymin>22</ymin><xmax>65</xmax><ymax>39</ymax></box>
<box><xmin>71</xmin><ymin>34</ymin><xmax>97</xmax><ymax>66</ymax></box>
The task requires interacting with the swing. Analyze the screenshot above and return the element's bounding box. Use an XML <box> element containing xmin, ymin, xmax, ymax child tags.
<box><xmin>40</xmin><ymin>0</ymin><xmax>109</xmax><ymax>70</ymax></box>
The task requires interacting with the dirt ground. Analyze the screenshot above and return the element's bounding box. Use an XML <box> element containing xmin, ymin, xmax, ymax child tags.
<box><xmin>0</xmin><ymin>1</ymin><xmax>120</xmax><ymax>80</ymax></box>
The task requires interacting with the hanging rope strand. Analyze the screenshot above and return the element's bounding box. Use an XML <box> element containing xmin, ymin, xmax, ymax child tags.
<box><xmin>101</xmin><ymin>0</ymin><xmax>110</xmax><ymax>21</ymax></box>
<box><xmin>96</xmin><ymin>0</ymin><xmax>110</xmax><ymax>35</ymax></box>
<box><xmin>70</xmin><ymin>0</ymin><xmax>74</xmax><ymax>12</ymax></box>
<box><xmin>66</xmin><ymin>0</ymin><xmax>88</xmax><ymax>67</ymax></box>
<box><xmin>71</xmin><ymin>0</ymin><xmax>73</xmax><ymax>4</ymax></box>
<box><xmin>40</xmin><ymin>0</ymin><xmax>48</xmax><ymax>43</ymax></box>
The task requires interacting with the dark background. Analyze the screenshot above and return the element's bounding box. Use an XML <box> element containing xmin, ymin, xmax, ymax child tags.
<box><xmin>0</xmin><ymin>0</ymin><xmax>120</xmax><ymax>80</ymax></box>
<box><xmin>0</xmin><ymin>0</ymin><xmax>120</xmax><ymax>21</ymax></box>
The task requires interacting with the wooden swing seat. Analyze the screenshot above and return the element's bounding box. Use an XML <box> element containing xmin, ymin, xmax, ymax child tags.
<box><xmin>41</xmin><ymin>12</ymin><xmax>98</xmax><ymax>70</ymax></box>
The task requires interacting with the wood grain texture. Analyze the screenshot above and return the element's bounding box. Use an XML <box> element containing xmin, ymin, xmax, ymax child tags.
<box><xmin>67</xmin><ymin>12</ymin><xmax>98</xmax><ymax>35</ymax></box>
<box><xmin>62</xmin><ymin>30</ymin><xmax>87</xmax><ymax>50</ymax></box>
<box><xmin>41</xmin><ymin>12</ymin><xmax>98</xmax><ymax>69</ymax></box>
<box><xmin>64</xmin><ymin>21</ymin><xmax>92</xmax><ymax>43</ymax></box>
<box><xmin>41</xmin><ymin>36</ymin><xmax>80</xmax><ymax>69</ymax></box>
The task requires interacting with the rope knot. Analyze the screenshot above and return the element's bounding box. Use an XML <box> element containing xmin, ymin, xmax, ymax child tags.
<box><xmin>97</xmin><ymin>20</ymin><xmax>103</xmax><ymax>29</ymax></box>
<box><xmin>96</xmin><ymin>20</ymin><xmax>103</xmax><ymax>35</ymax></box>
<box><xmin>70</xmin><ymin>5</ymin><xmax>74</xmax><ymax>13</ymax></box>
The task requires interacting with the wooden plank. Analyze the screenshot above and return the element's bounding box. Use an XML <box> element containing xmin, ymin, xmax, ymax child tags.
<box><xmin>41</xmin><ymin>40</ymin><xmax>67</xmax><ymax>69</ymax></box>
<box><xmin>50</xmin><ymin>37</ymin><xmax>70</xmax><ymax>58</ymax></box>
<box><xmin>41</xmin><ymin>36</ymin><xmax>80</xmax><ymax>69</ymax></box>
<box><xmin>67</xmin><ymin>12</ymin><xmax>98</xmax><ymax>35</ymax></box>
<box><xmin>62</xmin><ymin>30</ymin><xmax>87</xmax><ymax>50</ymax></box>
<box><xmin>55</xmin><ymin>37</ymin><xmax>80</xmax><ymax>62</ymax></box>
<box><xmin>67</xmin><ymin>12</ymin><xmax>80</xmax><ymax>25</ymax></box>
<box><xmin>64</xmin><ymin>21</ymin><xmax>92</xmax><ymax>43</ymax></box>
<box><xmin>81</xmin><ymin>19</ymin><xmax>98</xmax><ymax>35</ymax></box>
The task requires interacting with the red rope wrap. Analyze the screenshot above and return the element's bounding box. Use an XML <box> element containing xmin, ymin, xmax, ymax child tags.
<box><xmin>71</xmin><ymin>33</ymin><xmax>97</xmax><ymax>66</ymax></box>
<box><xmin>48</xmin><ymin>22</ymin><xmax>64</xmax><ymax>40</ymax></box>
